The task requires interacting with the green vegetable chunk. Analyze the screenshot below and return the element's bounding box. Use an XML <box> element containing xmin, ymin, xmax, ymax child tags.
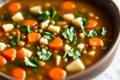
<box><xmin>42</xmin><ymin>31</ymin><xmax>54</xmax><ymax>41</ymax></box>
<box><xmin>63</xmin><ymin>48</ymin><xmax>81</xmax><ymax>59</ymax></box>
<box><xmin>20</xmin><ymin>25</ymin><xmax>32</xmax><ymax>34</ymax></box>
<box><xmin>24</xmin><ymin>57</ymin><xmax>39</xmax><ymax>67</ymax></box>
<box><xmin>37</xmin><ymin>48</ymin><xmax>52</xmax><ymax>61</ymax></box>
<box><xmin>62</xmin><ymin>26</ymin><xmax>78</xmax><ymax>45</ymax></box>
<box><xmin>9</xmin><ymin>36</ymin><xmax>20</xmax><ymax>47</ymax></box>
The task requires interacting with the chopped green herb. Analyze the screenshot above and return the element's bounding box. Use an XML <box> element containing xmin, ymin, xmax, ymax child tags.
<box><xmin>42</xmin><ymin>31</ymin><xmax>54</xmax><ymax>41</ymax></box>
<box><xmin>9</xmin><ymin>36</ymin><xmax>20</xmax><ymax>47</ymax></box>
<box><xmin>13</xmin><ymin>23</ymin><xmax>20</xmax><ymax>28</ymax></box>
<box><xmin>79</xmin><ymin>17</ymin><xmax>88</xmax><ymax>36</ymax></box>
<box><xmin>24</xmin><ymin>57</ymin><xmax>39</xmax><ymax>68</ymax></box>
<box><xmin>43</xmin><ymin>11</ymin><xmax>50</xmax><ymax>21</ymax></box>
<box><xmin>75</xmin><ymin>12</ymin><xmax>87</xmax><ymax>19</ymax></box>
<box><xmin>13</xmin><ymin>60</ymin><xmax>21</xmax><ymax>66</ymax></box>
<box><xmin>22</xmin><ymin>9</ymin><xmax>34</xmax><ymax>19</ymax></box>
<box><xmin>54</xmin><ymin>15</ymin><xmax>62</xmax><ymax>21</ymax></box>
<box><xmin>62</xmin><ymin>26</ymin><xmax>78</xmax><ymax>45</ymax></box>
<box><xmin>63</xmin><ymin>48</ymin><xmax>81</xmax><ymax>59</ymax></box>
<box><xmin>50</xmin><ymin>7</ymin><xmax>57</xmax><ymax>18</ymax></box>
<box><xmin>101</xmin><ymin>27</ymin><xmax>107</xmax><ymax>36</ymax></box>
<box><xmin>82</xmin><ymin>18</ymin><xmax>88</xmax><ymax>26</ymax></box>
<box><xmin>20</xmin><ymin>25</ymin><xmax>32</xmax><ymax>34</ymax></box>
<box><xmin>102</xmin><ymin>46</ymin><xmax>108</xmax><ymax>50</ymax></box>
<box><xmin>88</xmin><ymin>30</ymin><xmax>97</xmax><ymax>37</ymax></box>
<box><xmin>32</xmin><ymin>68</ymin><xmax>39</xmax><ymax>73</ymax></box>
<box><xmin>1</xmin><ymin>13</ymin><xmax>11</xmax><ymax>20</ymax></box>
<box><xmin>37</xmin><ymin>48</ymin><xmax>52</xmax><ymax>61</ymax></box>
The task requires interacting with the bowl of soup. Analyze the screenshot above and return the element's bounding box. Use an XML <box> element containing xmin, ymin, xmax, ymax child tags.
<box><xmin>0</xmin><ymin>0</ymin><xmax>120</xmax><ymax>80</ymax></box>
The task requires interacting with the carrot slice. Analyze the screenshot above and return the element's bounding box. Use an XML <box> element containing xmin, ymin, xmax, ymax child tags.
<box><xmin>0</xmin><ymin>28</ymin><xmax>4</xmax><ymax>37</ymax></box>
<box><xmin>49</xmin><ymin>37</ymin><xmax>63</xmax><ymax>50</ymax></box>
<box><xmin>86</xmin><ymin>19</ymin><xmax>97</xmax><ymax>29</ymax></box>
<box><xmin>27</xmin><ymin>33</ymin><xmax>41</xmax><ymax>43</ymax></box>
<box><xmin>49</xmin><ymin>67</ymin><xmax>66</xmax><ymax>80</ymax></box>
<box><xmin>22</xmin><ymin>19</ymin><xmax>38</xmax><ymax>27</ymax></box>
<box><xmin>89</xmin><ymin>37</ymin><xmax>104</xmax><ymax>47</ymax></box>
<box><xmin>0</xmin><ymin>56</ymin><xmax>7</xmax><ymax>66</ymax></box>
<box><xmin>62</xmin><ymin>1</ymin><xmax>75</xmax><ymax>10</ymax></box>
<box><xmin>8</xmin><ymin>2</ymin><xmax>21</xmax><ymax>14</ymax></box>
<box><xmin>12</xmin><ymin>67</ymin><xmax>26</xmax><ymax>80</ymax></box>
<box><xmin>16</xmin><ymin>49</ymin><xmax>26</xmax><ymax>60</ymax></box>
<box><xmin>2</xmin><ymin>48</ymin><xmax>16</xmax><ymax>61</ymax></box>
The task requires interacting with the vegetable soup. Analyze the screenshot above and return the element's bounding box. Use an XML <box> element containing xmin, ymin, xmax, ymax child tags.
<box><xmin>0</xmin><ymin>0</ymin><xmax>113</xmax><ymax>80</ymax></box>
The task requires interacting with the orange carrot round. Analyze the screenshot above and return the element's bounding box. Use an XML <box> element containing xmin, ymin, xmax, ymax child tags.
<box><xmin>16</xmin><ymin>49</ymin><xmax>26</xmax><ymax>60</ymax></box>
<box><xmin>0</xmin><ymin>56</ymin><xmax>7</xmax><ymax>66</ymax></box>
<box><xmin>89</xmin><ymin>37</ymin><xmax>104</xmax><ymax>47</ymax></box>
<box><xmin>27</xmin><ymin>33</ymin><xmax>41</xmax><ymax>43</ymax></box>
<box><xmin>23</xmin><ymin>19</ymin><xmax>38</xmax><ymax>27</ymax></box>
<box><xmin>49</xmin><ymin>37</ymin><xmax>63</xmax><ymax>50</ymax></box>
<box><xmin>2</xmin><ymin>48</ymin><xmax>16</xmax><ymax>61</ymax></box>
<box><xmin>12</xmin><ymin>67</ymin><xmax>26</xmax><ymax>80</ymax></box>
<box><xmin>86</xmin><ymin>19</ymin><xmax>97</xmax><ymax>29</ymax></box>
<box><xmin>48</xmin><ymin>67</ymin><xmax>66</xmax><ymax>80</ymax></box>
<box><xmin>62</xmin><ymin>1</ymin><xmax>76</xmax><ymax>10</ymax></box>
<box><xmin>8</xmin><ymin>2</ymin><xmax>21</xmax><ymax>14</ymax></box>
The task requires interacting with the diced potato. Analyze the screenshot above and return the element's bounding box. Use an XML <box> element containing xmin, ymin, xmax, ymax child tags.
<box><xmin>21</xmin><ymin>48</ymin><xmax>32</xmax><ymax>57</ymax></box>
<box><xmin>77</xmin><ymin>43</ymin><xmax>85</xmax><ymax>51</ymax></box>
<box><xmin>56</xmin><ymin>55</ymin><xmax>61</xmax><ymax>66</ymax></box>
<box><xmin>72</xmin><ymin>17</ymin><xmax>82</xmax><ymax>27</ymax></box>
<box><xmin>2</xmin><ymin>24</ymin><xmax>14</xmax><ymax>32</ymax></box>
<box><xmin>12</xmin><ymin>12</ymin><xmax>24</xmax><ymax>22</ymax></box>
<box><xmin>79</xmin><ymin>33</ymin><xmax>86</xmax><ymax>39</ymax></box>
<box><xmin>39</xmin><ymin>37</ymin><xmax>48</xmax><ymax>45</ymax></box>
<box><xmin>88</xmin><ymin>50</ymin><xmax>96</xmax><ymax>56</ymax></box>
<box><xmin>40</xmin><ymin>20</ymin><xmax>50</xmax><ymax>29</ymax></box>
<box><xmin>48</xmin><ymin>25</ymin><xmax>61</xmax><ymax>33</ymax></box>
<box><xmin>56</xmin><ymin>21</ymin><xmax>67</xmax><ymax>26</ymax></box>
<box><xmin>0</xmin><ymin>42</ymin><xmax>6</xmax><ymax>51</ymax></box>
<box><xmin>30</xmin><ymin>6</ymin><xmax>42</xmax><ymax>14</ymax></box>
<box><xmin>64</xmin><ymin>44</ymin><xmax>71</xmax><ymax>51</ymax></box>
<box><xmin>63</xmin><ymin>14</ymin><xmax>75</xmax><ymax>21</ymax></box>
<box><xmin>66</xmin><ymin>59</ymin><xmax>85</xmax><ymax>72</ymax></box>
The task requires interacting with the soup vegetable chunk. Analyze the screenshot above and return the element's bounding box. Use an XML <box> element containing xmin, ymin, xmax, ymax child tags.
<box><xmin>0</xmin><ymin>0</ymin><xmax>112</xmax><ymax>80</ymax></box>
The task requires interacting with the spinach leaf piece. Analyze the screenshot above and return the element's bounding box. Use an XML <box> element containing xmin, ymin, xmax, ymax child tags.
<box><xmin>9</xmin><ymin>36</ymin><xmax>20</xmax><ymax>47</ymax></box>
<box><xmin>62</xmin><ymin>27</ymin><xmax>78</xmax><ymax>45</ymax></box>
<box><xmin>1</xmin><ymin>13</ymin><xmax>11</xmax><ymax>20</ymax></box>
<box><xmin>24</xmin><ymin>57</ymin><xmax>39</xmax><ymax>68</ymax></box>
<box><xmin>20</xmin><ymin>25</ymin><xmax>32</xmax><ymax>34</ymax></box>
<box><xmin>101</xmin><ymin>27</ymin><xmax>107</xmax><ymax>36</ymax></box>
<box><xmin>37</xmin><ymin>48</ymin><xmax>52</xmax><ymax>61</ymax></box>
<box><xmin>88</xmin><ymin>30</ymin><xmax>98</xmax><ymax>37</ymax></box>
<box><xmin>63</xmin><ymin>48</ymin><xmax>81</xmax><ymax>59</ymax></box>
<box><xmin>42</xmin><ymin>31</ymin><xmax>54</xmax><ymax>41</ymax></box>
<box><xmin>54</xmin><ymin>14</ymin><xmax>62</xmax><ymax>21</ymax></box>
